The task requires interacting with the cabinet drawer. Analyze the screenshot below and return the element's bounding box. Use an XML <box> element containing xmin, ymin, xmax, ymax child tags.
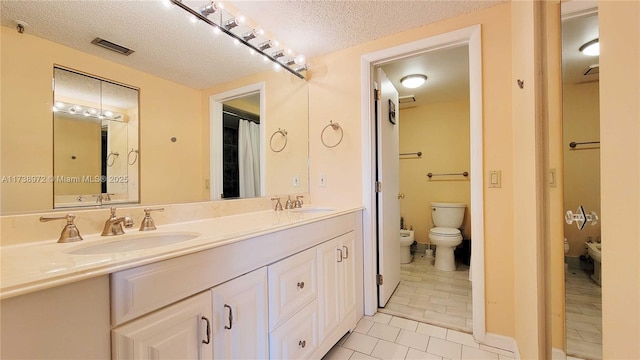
<box><xmin>269</xmin><ymin>300</ymin><xmax>319</xmax><ymax>360</ymax></box>
<box><xmin>268</xmin><ymin>247</ymin><xmax>317</xmax><ymax>331</ymax></box>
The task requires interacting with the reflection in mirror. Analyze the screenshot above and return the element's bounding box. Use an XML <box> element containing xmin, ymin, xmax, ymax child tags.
<box><xmin>53</xmin><ymin>67</ymin><xmax>139</xmax><ymax>208</ymax></box>
<box><xmin>222</xmin><ymin>94</ymin><xmax>261</xmax><ymax>199</ymax></box>
<box><xmin>0</xmin><ymin>0</ymin><xmax>308</xmax><ymax>215</ymax></box>
<box><xmin>561</xmin><ymin>8</ymin><xmax>601</xmax><ymax>360</ymax></box>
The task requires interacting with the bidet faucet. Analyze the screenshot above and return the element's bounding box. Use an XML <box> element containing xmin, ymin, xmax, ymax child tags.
<box><xmin>101</xmin><ymin>207</ymin><xmax>134</xmax><ymax>236</ymax></box>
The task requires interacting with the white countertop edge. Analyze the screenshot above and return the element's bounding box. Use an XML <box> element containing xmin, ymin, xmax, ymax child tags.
<box><xmin>1</xmin><ymin>206</ymin><xmax>363</xmax><ymax>300</ymax></box>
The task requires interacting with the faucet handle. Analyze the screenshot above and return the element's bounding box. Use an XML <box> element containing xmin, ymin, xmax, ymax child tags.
<box><xmin>295</xmin><ymin>195</ymin><xmax>304</xmax><ymax>208</ymax></box>
<box><xmin>40</xmin><ymin>214</ymin><xmax>83</xmax><ymax>243</ymax></box>
<box><xmin>271</xmin><ymin>197</ymin><xmax>283</xmax><ymax>211</ymax></box>
<box><xmin>140</xmin><ymin>208</ymin><xmax>164</xmax><ymax>231</ymax></box>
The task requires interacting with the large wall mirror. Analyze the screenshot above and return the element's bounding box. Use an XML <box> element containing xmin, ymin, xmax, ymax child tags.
<box><xmin>559</xmin><ymin>3</ymin><xmax>601</xmax><ymax>359</ymax></box>
<box><xmin>53</xmin><ymin>67</ymin><xmax>140</xmax><ymax>208</ymax></box>
<box><xmin>0</xmin><ymin>1</ymin><xmax>309</xmax><ymax>214</ymax></box>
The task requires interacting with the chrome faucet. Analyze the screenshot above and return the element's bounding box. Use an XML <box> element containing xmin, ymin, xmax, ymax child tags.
<box><xmin>40</xmin><ymin>214</ymin><xmax>83</xmax><ymax>243</ymax></box>
<box><xmin>295</xmin><ymin>195</ymin><xmax>304</xmax><ymax>208</ymax></box>
<box><xmin>101</xmin><ymin>207</ymin><xmax>134</xmax><ymax>236</ymax></box>
<box><xmin>139</xmin><ymin>208</ymin><xmax>165</xmax><ymax>231</ymax></box>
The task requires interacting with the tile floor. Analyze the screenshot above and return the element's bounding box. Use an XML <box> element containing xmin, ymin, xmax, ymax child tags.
<box><xmin>565</xmin><ymin>268</ymin><xmax>602</xmax><ymax>360</ymax></box>
<box><xmin>323</xmin><ymin>313</ymin><xmax>514</xmax><ymax>360</ymax></box>
<box><xmin>379</xmin><ymin>252</ymin><xmax>473</xmax><ymax>333</ymax></box>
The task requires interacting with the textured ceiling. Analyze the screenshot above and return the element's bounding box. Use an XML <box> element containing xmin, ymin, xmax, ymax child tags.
<box><xmin>1</xmin><ymin>0</ymin><xmax>504</xmax><ymax>90</ymax></box>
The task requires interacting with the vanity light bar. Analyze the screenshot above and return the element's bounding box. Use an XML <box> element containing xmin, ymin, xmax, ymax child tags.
<box><xmin>52</xmin><ymin>101</ymin><xmax>123</xmax><ymax>120</ymax></box>
<box><xmin>169</xmin><ymin>0</ymin><xmax>306</xmax><ymax>79</ymax></box>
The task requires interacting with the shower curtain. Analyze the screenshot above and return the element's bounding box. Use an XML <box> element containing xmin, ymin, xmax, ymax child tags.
<box><xmin>238</xmin><ymin>119</ymin><xmax>260</xmax><ymax>197</ymax></box>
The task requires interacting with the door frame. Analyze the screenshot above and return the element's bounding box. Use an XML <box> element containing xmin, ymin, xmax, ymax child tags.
<box><xmin>209</xmin><ymin>82</ymin><xmax>265</xmax><ymax>200</ymax></box>
<box><xmin>360</xmin><ymin>25</ymin><xmax>486</xmax><ymax>340</ymax></box>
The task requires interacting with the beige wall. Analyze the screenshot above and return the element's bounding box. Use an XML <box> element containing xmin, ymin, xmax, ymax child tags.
<box><xmin>563</xmin><ymin>82</ymin><xmax>600</xmax><ymax>257</ymax></box>
<box><xmin>306</xmin><ymin>3</ymin><xmax>516</xmax><ymax>339</ymax></box>
<box><xmin>599</xmin><ymin>1</ymin><xmax>640</xmax><ymax>358</ymax></box>
<box><xmin>0</xmin><ymin>26</ymin><xmax>204</xmax><ymax>213</ymax></box>
<box><xmin>53</xmin><ymin>114</ymin><xmax>102</xmax><ymax>195</ymax></box>
<box><xmin>399</xmin><ymin>99</ymin><xmax>471</xmax><ymax>243</ymax></box>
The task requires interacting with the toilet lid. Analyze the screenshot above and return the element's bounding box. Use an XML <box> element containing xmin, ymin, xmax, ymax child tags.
<box><xmin>429</xmin><ymin>227</ymin><xmax>461</xmax><ymax>236</ymax></box>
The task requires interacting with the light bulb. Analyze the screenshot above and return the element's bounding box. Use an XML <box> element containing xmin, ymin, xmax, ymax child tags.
<box><xmin>72</xmin><ymin>105</ymin><xmax>82</xmax><ymax>111</ymax></box>
<box><xmin>162</xmin><ymin>0</ymin><xmax>172</xmax><ymax>9</ymax></box>
<box><xmin>580</xmin><ymin>39</ymin><xmax>600</xmax><ymax>56</ymax></box>
<box><xmin>294</xmin><ymin>54</ymin><xmax>306</xmax><ymax>66</ymax></box>
<box><xmin>52</xmin><ymin>106</ymin><xmax>58</xmax><ymax>112</ymax></box>
<box><xmin>233</xmin><ymin>38</ymin><xmax>240</xmax><ymax>46</ymax></box>
<box><xmin>212</xmin><ymin>27</ymin><xmax>221</xmax><ymax>35</ymax></box>
<box><xmin>236</xmin><ymin>14</ymin><xmax>246</xmax><ymax>25</ymax></box>
<box><xmin>104</xmin><ymin>110</ymin><xmax>113</xmax><ymax>117</ymax></box>
<box><xmin>286</xmin><ymin>48</ymin><xmax>293</xmax><ymax>55</ymax></box>
<box><xmin>249</xmin><ymin>48</ymin><xmax>256</xmax><ymax>56</ymax></box>
<box><xmin>400</xmin><ymin>74</ymin><xmax>427</xmax><ymax>89</ymax></box>
<box><xmin>83</xmin><ymin>111</ymin><xmax>91</xmax><ymax>117</ymax></box>
<box><xmin>273</xmin><ymin>63</ymin><xmax>282</xmax><ymax>72</ymax></box>
<box><xmin>263</xmin><ymin>55</ymin><xmax>269</xmax><ymax>62</ymax></box>
<box><xmin>54</xmin><ymin>101</ymin><xmax>65</xmax><ymax>109</ymax></box>
<box><xmin>189</xmin><ymin>15</ymin><xmax>198</xmax><ymax>24</ymax></box>
<box><xmin>89</xmin><ymin>108</ymin><xmax>97</xmax><ymax>115</ymax></box>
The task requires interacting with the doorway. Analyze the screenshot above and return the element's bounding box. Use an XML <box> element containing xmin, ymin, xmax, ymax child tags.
<box><xmin>374</xmin><ymin>45</ymin><xmax>473</xmax><ymax>332</ymax></box>
<box><xmin>361</xmin><ymin>25</ymin><xmax>486</xmax><ymax>340</ymax></box>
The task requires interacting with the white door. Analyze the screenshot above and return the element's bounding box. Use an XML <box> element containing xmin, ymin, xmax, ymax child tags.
<box><xmin>212</xmin><ymin>268</ymin><xmax>269</xmax><ymax>359</ymax></box>
<box><xmin>376</xmin><ymin>67</ymin><xmax>401</xmax><ymax>307</ymax></box>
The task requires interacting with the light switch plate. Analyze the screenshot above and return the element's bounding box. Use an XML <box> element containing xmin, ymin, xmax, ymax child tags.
<box><xmin>489</xmin><ymin>170</ymin><xmax>501</xmax><ymax>188</ymax></box>
<box><xmin>293</xmin><ymin>175</ymin><xmax>299</xmax><ymax>187</ymax></box>
<box><xmin>319</xmin><ymin>174</ymin><xmax>327</xmax><ymax>187</ymax></box>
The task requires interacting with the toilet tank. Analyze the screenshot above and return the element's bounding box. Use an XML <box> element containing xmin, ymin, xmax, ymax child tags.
<box><xmin>431</xmin><ymin>202</ymin><xmax>466</xmax><ymax>228</ymax></box>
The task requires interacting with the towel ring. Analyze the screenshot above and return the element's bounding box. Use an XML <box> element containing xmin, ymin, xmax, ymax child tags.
<box><xmin>270</xmin><ymin>128</ymin><xmax>288</xmax><ymax>153</ymax></box>
<box><xmin>321</xmin><ymin>121</ymin><xmax>343</xmax><ymax>148</ymax></box>
<box><xmin>106</xmin><ymin>151</ymin><xmax>119</xmax><ymax>167</ymax></box>
<box><xmin>128</xmin><ymin>148</ymin><xmax>139</xmax><ymax>165</ymax></box>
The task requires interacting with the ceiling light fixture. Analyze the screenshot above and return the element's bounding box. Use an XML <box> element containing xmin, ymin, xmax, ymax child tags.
<box><xmin>168</xmin><ymin>0</ymin><xmax>306</xmax><ymax>79</ymax></box>
<box><xmin>400</xmin><ymin>74</ymin><xmax>427</xmax><ymax>89</ymax></box>
<box><xmin>579</xmin><ymin>39</ymin><xmax>599</xmax><ymax>56</ymax></box>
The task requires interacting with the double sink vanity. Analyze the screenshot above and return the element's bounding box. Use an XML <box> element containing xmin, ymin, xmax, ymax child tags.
<box><xmin>0</xmin><ymin>204</ymin><xmax>364</xmax><ymax>359</ymax></box>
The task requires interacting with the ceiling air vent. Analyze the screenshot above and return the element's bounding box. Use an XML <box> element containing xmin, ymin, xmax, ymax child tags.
<box><xmin>399</xmin><ymin>95</ymin><xmax>416</xmax><ymax>104</ymax></box>
<box><xmin>91</xmin><ymin>37</ymin><xmax>135</xmax><ymax>56</ymax></box>
<box><xmin>584</xmin><ymin>64</ymin><xmax>599</xmax><ymax>76</ymax></box>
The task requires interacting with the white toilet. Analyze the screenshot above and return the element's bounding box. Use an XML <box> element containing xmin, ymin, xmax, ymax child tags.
<box><xmin>429</xmin><ymin>202</ymin><xmax>465</xmax><ymax>271</ymax></box>
<box><xmin>399</xmin><ymin>229</ymin><xmax>415</xmax><ymax>264</ymax></box>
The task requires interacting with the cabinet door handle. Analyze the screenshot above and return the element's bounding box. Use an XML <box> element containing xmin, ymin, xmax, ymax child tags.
<box><xmin>342</xmin><ymin>245</ymin><xmax>349</xmax><ymax>259</ymax></box>
<box><xmin>299</xmin><ymin>340</ymin><xmax>306</xmax><ymax>348</ymax></box>
<box><xmin>337</xmin><ymin>248</ymin><xmax>343</xmax><ymax>262</ymax></box>
<box><xmin>297</xmin><ymin>281</ymin><xmax>305</xmax><ymax>289</ymax></box>
<box><xmin>201</xmin><ymin>316</ymin><xmax>211</xmax><ymax>344</ymax></box>
<box><xmin>224</xmin><ymin>304</ymin><xmax>233</xmax><ymax>330</ymax></box>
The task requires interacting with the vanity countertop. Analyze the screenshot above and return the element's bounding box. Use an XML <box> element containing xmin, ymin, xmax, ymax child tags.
<box><xmin>0</xmin><ymin>206</ymin><xmax>362</xmax><ymax>300</ymax></box>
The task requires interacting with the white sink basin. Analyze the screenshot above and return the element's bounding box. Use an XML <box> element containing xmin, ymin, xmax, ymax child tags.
<box><xmin>289</xmin><ymin>207</ymin><xmax>336</xmax><ymax>213</ymax></box>
<box><xmin>586</xmin><ymin>242</ymin><xmax>601</xmax><ymax>263</ymax></box>
<box><xmin>67</xmin><ymin>232</ymin><xmax>201</xmax><ymax>255</ymax></box>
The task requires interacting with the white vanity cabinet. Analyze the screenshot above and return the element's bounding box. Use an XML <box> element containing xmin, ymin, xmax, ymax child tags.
<box><xmin>211</xmin><ymin>267</ymin><xmax>269</xmax><ymax>359</ymax></box>
<box><xmin>96</xmin><ymin>210</ymin><xmax>360</xmax><ymax>360</ymax></box>
<box><xmin>317</xmin><ymin>232</ymin><xmax>357</xmax><ymax>351</ymax></box>
<box><xmin>112</xmin><ymin>291</ymin><xmax>213</xmax><ymax>360</ymax></box>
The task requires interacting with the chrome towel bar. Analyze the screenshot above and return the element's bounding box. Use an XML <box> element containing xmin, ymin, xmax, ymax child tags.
<box><xmin>427</xmin><ymin>171</ymin><xmax>469</xmax><ymax>178</ymax></box>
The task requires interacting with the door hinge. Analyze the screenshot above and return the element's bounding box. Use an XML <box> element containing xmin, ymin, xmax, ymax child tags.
<box><xmin>375</xmin><ymin>181</ymin><xmax>382</xmax><ymax>193</ymax></box>
<box><xmin>376</xmin><ymin>274</ymin><xmax>384</xmax><ymax>285</ymax></box>
<box><xmin>374</xmin><ymin>89</ymin><xmax>381</xmax><ymax>101</ymax></box>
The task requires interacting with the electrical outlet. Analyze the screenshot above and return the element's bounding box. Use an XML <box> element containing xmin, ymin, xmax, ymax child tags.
<box><xmin>319</xmin><ymin>173</ymin><xmax>327</xmax><ymax>187</ymax></box>
<box><xmin>293</xmin><ymin>175</ymin><xmax>299</xmax><ymax>187</ymax></box>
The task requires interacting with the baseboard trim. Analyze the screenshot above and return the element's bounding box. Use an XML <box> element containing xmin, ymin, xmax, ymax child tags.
<box><xmin>552</xmin><ymin>347</ymin><xmax>567</xmax><ymax>360</ymax></box>
<box><xmin>483</xmin><ymin>332</ymin><xmax>520</xmax><ymax>358</ymax></box>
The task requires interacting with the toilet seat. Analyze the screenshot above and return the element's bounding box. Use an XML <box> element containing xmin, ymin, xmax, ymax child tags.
<box><xmin>429</xmin><ymin>227</ymin><xmax>461</xmax><ymax>237</ymax></box>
